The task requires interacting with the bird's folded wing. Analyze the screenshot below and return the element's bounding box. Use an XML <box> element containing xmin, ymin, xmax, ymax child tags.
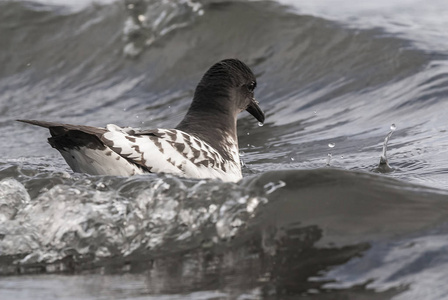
<box><xmin>101</xmin><ymin>124</ymin><xmax>225</xmax><ymax>177</ymax></box>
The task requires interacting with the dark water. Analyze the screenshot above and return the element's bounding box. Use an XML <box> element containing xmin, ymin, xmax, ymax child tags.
<box><xmin>1</xmin><ymin>0</ymin><xmax>448</xmax><ymax>299</ymax></box>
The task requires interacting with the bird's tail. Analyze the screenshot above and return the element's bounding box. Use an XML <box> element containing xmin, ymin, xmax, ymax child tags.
<box><xmin>17</xmin><ymin>119</ymin><xmax>63</xmax><ymax>128</ymax></box>
<box><xmin>17</xmin><ymin>119</ymin><xmax>107</xmax><ymax>137</ymax></box>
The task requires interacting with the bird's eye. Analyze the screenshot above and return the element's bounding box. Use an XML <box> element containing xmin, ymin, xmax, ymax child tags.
<box><xmin>247</xmin><ymin>81</ymin><xmax>256</xmax><ymax>92</ymax></box>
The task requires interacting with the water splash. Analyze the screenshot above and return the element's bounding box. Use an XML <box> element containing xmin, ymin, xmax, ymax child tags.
<box><xmin>123</xmin><ymin>0</ymin><xmax>203</xmax><ymax>57</ymax></box>
<box><xmin>263</xmin><ymin>181</ymin><xmax>286</xmax><ymax>194</ymax></box>
<box><xmin>0</xmin><ymin>179</ymin><xmax>30</xmax><ymax>222</ymax></box>
<box><xmin>377</xmin><ymin>124</ymin><xmax>397</xmax><ymax>172</ymax></box>
<box><xmin>0</xmin><ymin>174</ymin><xmax>270</xmax><ymax>269</ymax></box>
<box><xmin>239</xmin><ymin>150</ymin><xmax>247</xmax><ymax>167</ymax></box>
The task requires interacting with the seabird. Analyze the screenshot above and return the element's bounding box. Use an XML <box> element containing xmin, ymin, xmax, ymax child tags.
<box><xmin>18</xmin><ymin>59</ymin><xmax>265</xmax><ymax>182</ymax></box>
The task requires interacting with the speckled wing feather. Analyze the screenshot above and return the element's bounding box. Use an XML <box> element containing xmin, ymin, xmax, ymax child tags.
<box><xmin>101</xmin><ymin>124</ymin><xmax>242</xmax><ymax>181</ymax></box>
<box><xmin>17</xmin><ymin>120</ymin><xmax>148</xmax><ymax>176</ymax></box>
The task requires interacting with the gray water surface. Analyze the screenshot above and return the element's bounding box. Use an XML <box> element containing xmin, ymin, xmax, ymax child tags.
<box><xmin>1</xmin><ymin>0</ymin><xmax>448</xmax><ymax>299</ymax></box>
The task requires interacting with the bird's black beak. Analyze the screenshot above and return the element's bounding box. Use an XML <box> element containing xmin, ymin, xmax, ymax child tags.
<box><xmin>246</xmin><ymin>98</ymin><xmax>265</xmax><ymax>124</ymax></box>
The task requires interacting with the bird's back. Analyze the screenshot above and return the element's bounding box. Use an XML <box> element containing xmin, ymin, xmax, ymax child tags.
<box><xmin>18</xmin><ymin>120</ymin><xmax>242</xmax><ymax>181</ymax></box>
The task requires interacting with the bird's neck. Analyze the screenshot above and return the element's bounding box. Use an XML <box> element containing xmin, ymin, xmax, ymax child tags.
<box><xmin>176</xmin><ymin>100</ymin><xmax>239</xmax><ymax>162</ymax></box>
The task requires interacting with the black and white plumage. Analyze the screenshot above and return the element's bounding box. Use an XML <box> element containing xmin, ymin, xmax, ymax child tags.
<box><xmin>18</xmin><ymin>59</ymin><xmax>265</xmax><ymax>182</ymax></box>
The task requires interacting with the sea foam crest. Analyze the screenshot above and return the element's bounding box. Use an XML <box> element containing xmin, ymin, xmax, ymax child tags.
<box><xmin>0</xmin><ymin>174</ymin><xmax>268</xmax><ymax>268</ymax></box>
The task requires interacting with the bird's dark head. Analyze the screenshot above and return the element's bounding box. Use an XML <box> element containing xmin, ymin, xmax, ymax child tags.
<box><xmin>192</xmin><ymin>59</ymin><xmax>265</xmax><ymax>124</ymax></box>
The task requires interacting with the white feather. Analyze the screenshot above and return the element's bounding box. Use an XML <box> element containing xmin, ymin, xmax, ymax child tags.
<box><xmin>58</xmin><ymin>147</ymin><xmax>144</xmax><ymax>176</ymax></box>
<box><xmin>94</xmin><ymin>124</ymin><xmax>242</xmax><ymax>182</ymax></box>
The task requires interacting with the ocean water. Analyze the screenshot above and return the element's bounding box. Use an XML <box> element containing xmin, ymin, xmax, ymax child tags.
<box><xmin>1</xmin><ymin>0</ymin><xmax>448</xmax><ymax>299</ymax></box>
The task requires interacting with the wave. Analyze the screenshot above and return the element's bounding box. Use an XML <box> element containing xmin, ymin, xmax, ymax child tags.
<box><xmin>1</xmin><ymin>165</ymin><xmax>448</xmax><ymax>296</ymax></box>
<box><xmin>1</xmin><ymin>1</ymin><xmax>448</xmax><ymax>298</ymax></box>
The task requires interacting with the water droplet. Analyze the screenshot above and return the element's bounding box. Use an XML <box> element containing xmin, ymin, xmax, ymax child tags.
<box><xmin>239</xmin><ymin>151</ymin><xmax>245</xmax><ymax>157</ymax></box>
<box><xmin>26</xmin><ymin>63</ymin><xmax>31</xmax><ymax>67</ymax></box>
<box><xmin>313</xmin><ymin>111</ymin><xmax>317</xmax><ymax>115</ymax></box>
<box><xmin>290</xmin><ymin>157</ymin><xmax>295</xmax><ymax>161</ymax></box>
<box><xmin>127</xmin><ymin>3</ymin><xmax>134</xmax><ymax>9</ymax></box>
<box><xmin>258</xmin><ymin>122</ymin><xmax>264</xmax><ymax>127</ymax></box>
<box><xmin>390</xmin><ymin>124</ymin><xmax>396</xmax><ymax>131</ymax></box>
<box><xmin>247</xmin><ymin>132</ymin><xmax>250</xmax><ymax>136</ymax></box>
<box><xmin>341</xmin><ymin>155</ymin><xmax>344</xmax><ymax>159</ymax></box>
<box><xmin>168</xmin><ymin>105</ymin><xmax>171</xmax><ymax>108</ymax></box>
<box><xmin>240</xmin><ymin>159</ymin><xmax>245</xmax><ymax>167</ymax></box>
<box><xmin>138</xmin><ymin>15</ymin><xmax>146</xmax><ymax>22</ymax></box>
<box><xmin>328</xmin><ymin>143</ymin><xmax>335</xmax><ymax>148</ymax></box>
<box><xmin>246</xmin><ymin>197</ymin><xmax>260</xmax><ymax>214</ymax></box>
